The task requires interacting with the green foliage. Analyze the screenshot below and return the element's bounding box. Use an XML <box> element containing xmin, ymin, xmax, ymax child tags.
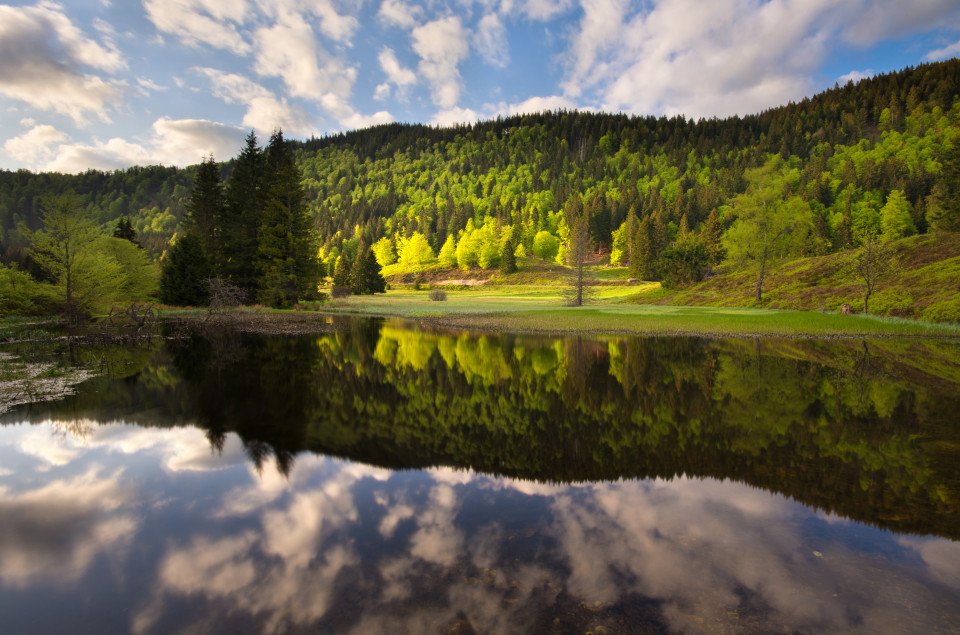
<box><xmin>499</xmin><ymin>238</ymin><xmax>517</xmax><ymax>274</ymax></box>
<box><xmin>880</xmin><ymin>190</ymin><xmax>916</xmax><ymax>240</ymax></box>
<box><xmin>398</xmin><ymin>231</ymin><xmax>434</xmax><ymax>267</ymax></box>
<box><xmin>256</xmin><ymin>130</ymin><xmax>319</xmax><ymax>307</ymax></box>
<box><xmin>21</xmin><ymin>194</ymin><xmax>127</xmax><ymax>319</ymax></box>
<box><xmin>438</xmin><ymin>234</ymin><xmax>457</xmax><ymax>267</ymax></box>
<box><xmin>159</xmin><ymin>233</ymin><xmax>210</xmax><ymax>306</ymax></box>
<box><xmin>372</xmin><ymin>237</ymin><xmax>396</xmax><ymax>267</ymax></box>
<box><xmin>99</xmin><ymin>237</ymin><xmax>159</xmax><ymax>300</ymax></box>
<box><xmin>532</xmin><ymin>230</ymin><xmax>559</xmax><ymax>261</ymax></box>
<box><xmin>0</xmin><ymin>263</ymin><xmax>52</xmax><ymax>316</ymax></box>
<box><xmin>350</xmin><ymin>250</ymin><xmax>386</xmax><ymax>295</ymax></box>
<box><xmin>659</xmin><ymin>238</ymin><xmax>712</xmax><ymax>288</ymax></box>
<box><xmin>112</xmin><ymin>216</ymin><xmax>139</xmax><ymax>245</ymax></box>
<box><xmin>183</xmin><ymin>156</ymin><xmax>225</xmax><ymax>265</ymax></box>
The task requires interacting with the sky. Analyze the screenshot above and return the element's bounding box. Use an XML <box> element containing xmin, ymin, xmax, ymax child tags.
<box><xmin>1</xmin><ymin>0</ymin><xmax>960</xmax><ymax>173</ymax></box>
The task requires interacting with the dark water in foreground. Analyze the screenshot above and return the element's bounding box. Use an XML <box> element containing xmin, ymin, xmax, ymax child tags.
<box><xmin>1</xmin><ymin>319</ymin><xmax>960</xmax><ymax>634</ymax></box>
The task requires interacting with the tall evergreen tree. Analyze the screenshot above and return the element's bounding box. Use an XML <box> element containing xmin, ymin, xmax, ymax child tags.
<box><xmin>257</xmin><ymin>130</ymin><xmax>318</xmax><ymax>306</ymax></box>
<box><xmin>223</xmin><ymin>132</ymin><xmax>265</xmax><ymax>294</ymax></box>
<box><xmin>184</xmin><ymin>156</ymin><xmax>225</xmax><ymax>266</ymax></box>
<box><xmin>159</xmin><ymin>233</ymin><xmax>211</xmax><ymax>306</ymax></box>
<box><xmin>500</xmin><ymin>238</ymin><xmax>517</xmax><ymax>274</ymax></box>
<box><xmin>112</xmin><ymin>216</ymin><xmax>139</xmax><ymax>246</ymax></box>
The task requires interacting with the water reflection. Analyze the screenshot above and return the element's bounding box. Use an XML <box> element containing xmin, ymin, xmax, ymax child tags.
<box><xmin>1</xmin><ymin>321</ymin><xmax>960</xmax><ymax>632</ymax></box>
<box><xmin>0</xmin><ymin>423</ymin><xmax>959</xmax><ymax>634</ymax></box>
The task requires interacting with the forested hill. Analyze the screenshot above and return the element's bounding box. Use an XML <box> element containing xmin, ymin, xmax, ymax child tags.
<box><xmin>2</xmin><ymin>59</ymin><xmax>959</xmax><ymax>276</ymax></box>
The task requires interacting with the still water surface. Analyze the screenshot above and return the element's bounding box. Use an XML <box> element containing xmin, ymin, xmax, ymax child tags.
<box><xmin>1</xmin><ymin>319</ymin><xmax>959</xmax><ymax>634</ymax></box>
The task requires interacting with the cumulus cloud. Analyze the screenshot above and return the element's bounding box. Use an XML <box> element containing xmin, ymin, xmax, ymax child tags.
<box><xmin>0</xmin><ymin>2</ymin><xmax>125</xmax><ymax>123</ymax></box>
<box><xmin>497</xmin><ymin>94</ymin><xmax>579</xmax><ymax>116</ymax></box>
<box><xmin>838</xmin><ymin>69</ymin><xmax>875</xmax><ymax>84</ymax></box>
<box><xmin>3</xmin><ymin>124</ymin><xmax>69</xmax><ymax>166</ymax></box>
<box><xmin>475</xmin><ymin>13</ymin><xmax>509</xmax><ymax>67</ymax></box>
<box><xmin>42</xmin><ymin>117</ymin><xmax>247</xmax><ymax>173</ymax></box>
<box><xmin>925</xmin><ymin>39</ymin><xmax>960</xmax><ymax>62</ymax></box>
<box><xmin>195</xmin><ymin>67</ymin><xmax>318</xmax><ymax>137</ymax></box>
<box><xmin>144</xmin><ymin>0</ymin><xmax>251</xmax><ymax>54</ymax></box>
<box><xmin>377</xmin><ymin>47</ymin><xmax>417</xmax><ymax>99</ymax></box>
<box><xmin>412</xmin><ymin>17</ymin><xmax>471</xmax><ymax>109</ymax></box>
<box><xmin>558</xmin><ymin>0</ymin><xmax>960</xmax><ymax>119</ymax></box>
<box><xmin>514</xmin><ymin>0</ymin><xmax>576</xmax><ymax>20</ymax></box>
<box><xmin>378</xmin><ymin>0</ymin><xmax>422</xmax><ymax>29</ymax></box>
<box><xmin>429</xmin><ymin>106</ymin><xmax>481</xmax><ymax>126</ymax></box>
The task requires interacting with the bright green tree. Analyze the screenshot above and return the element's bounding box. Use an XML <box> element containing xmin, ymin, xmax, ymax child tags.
<box><xmin>21</xmin><ymin>194</ymin><xmax>125</xmax><ymax>320</ymax></box>
<box><xmin>372</xmin><ymin>237</ymin><xmax>396</xmax><ymax>267</ymax></box>
<box><xmin>399</xmin><ymin>231</ymin><xmax>435</xmax><ymax>266</ymax></box>
<box><xmin>880</xmin><ymin>190</ymin><xmax>916</xmax><ymax>241</ymax></box>
<box><xmin>532</xmin><ymin>230</ymin><xmax>559</xmax><ymax>261</ymax></box>
<box><xmin>438</xmin><ymin>234</ymin><xmax>457</xmax><ymax>267</ymax></box>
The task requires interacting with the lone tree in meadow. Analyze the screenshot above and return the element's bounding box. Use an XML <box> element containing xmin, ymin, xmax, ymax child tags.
<box><xmin>563</xmin><ymin>214</ymin><xmax>594</xmax><ymax>307</ymax></box>
<box><xmin>851</xmin><ymin>233</ymin><xmax>898</xmax><ymax>315</ymax></box>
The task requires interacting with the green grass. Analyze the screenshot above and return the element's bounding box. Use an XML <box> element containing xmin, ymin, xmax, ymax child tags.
<box><xmin>318</xmin><ymin>285</ymin><xmax>960</xmax><ymax>338</ymax></box>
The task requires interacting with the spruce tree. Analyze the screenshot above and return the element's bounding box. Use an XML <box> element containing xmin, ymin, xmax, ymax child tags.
<box><xmin>184</xmin><ymin>156</ymin><xmax>225</xmax><ymax>267</ymax></box>
<box><xmin>160</xmin><ymin>233</ymin><xmax>211</xmax><ymax>306</ymax></box>
<box><xmin>500</xmin><ymin>238</ymin><xmax>517</xmax><ymax>274</ymax></box>
<box><xmin>257</xmin><ymin>130</ymin><xmax>318</xmax><ymax>307</ymax></box>
<box><xmin>223</xmin><ymin>132</ymin><xmax>264</xmax><ymax>295</ymax></box>
<box><xmin>112</xmin><ymin>217</ymin><xmax>139</xmax><ymax>246</ymax></box>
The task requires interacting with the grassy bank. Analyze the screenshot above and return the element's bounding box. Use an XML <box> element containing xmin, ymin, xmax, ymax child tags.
<box><xmin>317</xmin><ymin>287</ymin><xmax>960</xmax><ymax>338</ymax></box>
<box><xmin>635</xmin><ymin>233</ymin><xmax>960</xmax><ymax>322</ymax></box>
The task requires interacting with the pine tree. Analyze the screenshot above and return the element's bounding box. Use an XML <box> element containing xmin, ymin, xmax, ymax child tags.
<box><xmin>184</xmin><ymin>156</ymin><xmax>225</xmax><ymax>268</ymax></box>
<box><xmin>112</xmin><ymin>217</ymin><xmax>139</xmax><ymax>246</ymax></box>
<box><xmin>257</xmin><ymin>130</ymin><xmax>318</xmax><ymax>307</ymax></box>
<box><xmin>159</xmin><ymin>232</ymin><xmax>211</xmax><ymax>306</ymax></box>
<box><xmin>630</xmin><ymin>216</ymin><xmax>658</xmax><ymax>280</ymax></box>
<box><xmin>223</xmin><ymin>132</ymin><xmax>264</xmax><ymax>295</ymax></box>
<box><xmin>333</xmin><ymin>254</ymin><xmax>351</xmax><ymax>287</ymax></box>
<box><xmin>500</xmin><ymin>238</ymin><xmax>517</xmax><ymax>274</ymax></box>
<box><xmin>703</xmin><ymin>208</ymin><xmax>725</xmax><ymax>264</ymax></box>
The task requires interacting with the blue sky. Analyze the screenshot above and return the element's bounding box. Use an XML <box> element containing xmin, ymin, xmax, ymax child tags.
<box><xmin>1</xmin><ymin>0</ymin><xmax>960</xmax><ymax>173</ymax></box>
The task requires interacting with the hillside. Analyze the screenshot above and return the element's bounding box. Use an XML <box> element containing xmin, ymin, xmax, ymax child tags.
<box><xmin>632</xmin><ymin>232</ymin><xmax>960</xmax><ymax>322</ymax></box>
<box><xmin>2</xmin><ymin>59</ymin><xmax>960</xmax><ymax>316</ymax></box>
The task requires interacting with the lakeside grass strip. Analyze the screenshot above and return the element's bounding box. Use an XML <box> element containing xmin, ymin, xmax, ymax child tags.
<box><xmin>317</xmin><ymin>287</ymin><xmax>960</xmax><ymax>339</ymax></box>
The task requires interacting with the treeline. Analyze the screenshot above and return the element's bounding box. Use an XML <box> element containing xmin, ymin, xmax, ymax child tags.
<box><xmin>302</xmin><ymin>60</ymin><xmax>960</xmax><ymax>284</ymax></box>
<box><xmin>2</xmin><ymin>59</ymin><xmax>959</xmax><ymax>299</ymax></box>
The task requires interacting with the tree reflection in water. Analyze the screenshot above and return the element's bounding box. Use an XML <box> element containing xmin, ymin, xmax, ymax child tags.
<box><xmin>1</xmin><ymin>319</ymin><xmax>959</xmax><ymax>633</ymax></box>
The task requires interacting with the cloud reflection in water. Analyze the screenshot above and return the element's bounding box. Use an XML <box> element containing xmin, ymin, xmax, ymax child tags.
<box><xmin>0</xmin><ymin>421</ymin><xmax>958</xmax><ymax>634</ymax></box>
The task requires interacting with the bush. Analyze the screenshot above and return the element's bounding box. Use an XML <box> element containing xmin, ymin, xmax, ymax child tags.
<box><xmin>429</xmin><ymin>288</ymin><xmax>447</xmax><ymax>301</ymax></box>
<box><xmin>331</xmin><ymin>285</ymin><xmax>351</xmax><ymax>299</ymax></box>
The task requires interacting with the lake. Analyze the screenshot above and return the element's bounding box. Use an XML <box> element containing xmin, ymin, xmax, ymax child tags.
<box><xmin>1</xmin><ymin>318</ymin><xmax>959</xmax><ymax>634</ymax></box>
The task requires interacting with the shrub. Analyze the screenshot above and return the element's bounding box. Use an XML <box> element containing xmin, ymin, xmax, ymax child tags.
<box><xmin>331</xmin><ymin>285</ymin><xmax>351</xmax><ymax>299</ymax></box>
<box><xmin>429</xmin><ymin>288</ymin><xmax>447</xmax><ymax>301</ymax></box>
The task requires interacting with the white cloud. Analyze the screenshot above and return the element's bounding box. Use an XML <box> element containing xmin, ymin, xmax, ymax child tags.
<box><xmin>838</xmin><ymin>69</ymin><xmax>874</xmax><ymax>84</ymax></box>
<box><xmin>144</xmin><ymin>0</ymin><xmax>251</xmax><ymax>54</ymax></box>
<box><xmin>412</xmin><ymin>17</ymin><xmax>471</xmax><ymax>109</ymax></box>
<box><xmin>515</xmin><ymin>0</ymin><xmax>575</xmax><ymax>20</ymax></box>
<box><xmin>195</xmin><ymin>67</ymin><xmax>319</xmax><ymax>137</ymax></box>
<box><xmin>377</xmin><ymin>47</ymin><xmax>417</xmax><ymax>99</ymax></box>
<box><xmin>378</xmin><ymin>0</ymin><xmax>422</xmax><ymax>28</ymax></box>
<box><xmin>500</xmin><ymin>94</ymin><xmax>578</xmax><ymax>116</ymax></box>
<box><xmin>925</xmin><ymin>39</ymin><xmax>960</xmax><ymax>62</ymax></box>
<box><xmin>557</xmin><ymin>0</ymin><xmax>960</xmax><ymax>120</ymax></box>
<box><xmin>42</xmin><ymin>117</ymin><xmax>247</xmax><ymax>173</ymax></box>
<box><xmin>430</xmin><ymin>106</ymin><xmax>481</xmax><ymax>126</ymax></box>
<box><xmin>253</xmin><ymin>13</ymin><xmax>354</xmax><ymax>106</ymax></box>
<box><xmin>4</xmin><ymin>124</ymin><xmax>69</xmax><ymax>166</ymax></box>
<box><xmin>374</xmin><ymin>83</ymin><xmax>391</xmax><ymax>100</ymax></box>
<box><xmin>0</xmin><ymin>3</ymin><xmax>125</xmax><ymax>123</ymax></box>
<box><xmin>475</xmin><ymin>13</ymin><xmax>509</xmax><ymax>67</ymax></box>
